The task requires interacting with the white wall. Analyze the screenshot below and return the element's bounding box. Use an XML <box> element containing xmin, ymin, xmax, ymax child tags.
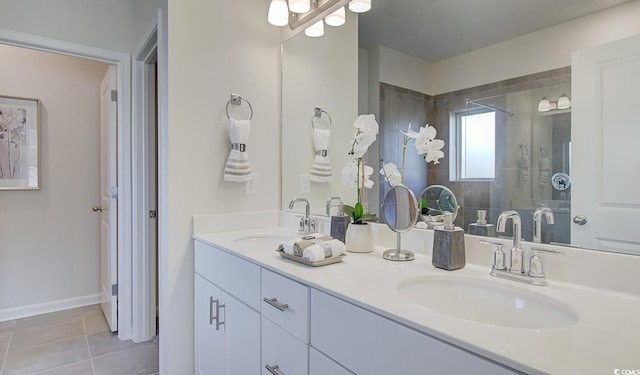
<box><xmin>378</xmin><ymin>45</ymin><xmax>434</xmax><ymax>95</ymax></box>
<box><xmin>0</xmin><ymin>0</ymin><xmax>136</xmax><ymax>53</ymax></box>
<box><xmin>0</xmin><ymin>44</ymin><xmax>109</xmax><ymax>315</ymax></box>
<box><xmin>363</xmin><ymin>1</ymin><xmax>640</xmax><ymax>96</ymax></box>
<box><xmin>281</xmin><ymin>12</ymin><xmax>359</xmax><ymax>213</ymax></box>
<box><xmin>166</xmin><ymin>0</ymin><xmax>281</xmax><ymax>372</ymax></box>
<box><xmin>430</xmin><ymin>1</ymin><xmax>640</xmax><ymax>94</ymax></box>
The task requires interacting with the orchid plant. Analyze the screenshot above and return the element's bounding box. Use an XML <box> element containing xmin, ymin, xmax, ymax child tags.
<box><xmin>341</xmin><ymin>114</ymin><xmax>379</xmax><ymax>223</ymax></box>
<box><xmin>380</xmin><ymin>123</ymin><xmax>445</xmax><ymax>187</ymax></box>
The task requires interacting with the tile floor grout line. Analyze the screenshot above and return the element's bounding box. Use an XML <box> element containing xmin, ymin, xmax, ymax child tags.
<box><xmin>4</xmin><ymin>334</ymin><xmax>87</xmax><ymax>354</ymax></box>
<box><xmin>81</xmin><ymin>310</ymin><xmax>97</xmax><ymax>375</ymax></box>
<box><xmin>0</xmin><ymin>329</ymin><xmax>14</xmax><ymax>375</ymax></box>
<box><xmin>89</xmin><ymin>341</ymin><xmax>154</xmax><ymax>361</ymax></box>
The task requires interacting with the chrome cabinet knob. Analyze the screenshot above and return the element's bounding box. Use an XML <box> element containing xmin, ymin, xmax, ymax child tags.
<box><xmin>572</xmin><ymin>215</ymin><xmax>587</xmax><ymax>225</ymax></box>
<box><xmin>92</xmin><ymin>205</ymin><xmax>103</xmax><ymax>212</ymax></box>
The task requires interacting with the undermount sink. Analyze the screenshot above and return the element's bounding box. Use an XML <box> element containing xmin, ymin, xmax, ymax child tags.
<box><xmin>233</xmin><ymin>234</ymin><xmax>296</xmax><ymax>247</ymax></box>
<box><xmin>397</xmin><ymin>276</ymin><xmax>578</xmax><ymax>329</ymax></box>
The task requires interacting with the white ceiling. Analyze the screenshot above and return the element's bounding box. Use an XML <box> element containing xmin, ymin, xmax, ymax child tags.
<box><xmin>358</xmin><ymin>0</ymin><xmax>633</xmax><ymax>61</ymax></box>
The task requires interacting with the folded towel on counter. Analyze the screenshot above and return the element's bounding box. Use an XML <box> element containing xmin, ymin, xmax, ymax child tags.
<box><xmin>280</xmin><ymin>233</ymin><xmax>326</xmax><ymax>256</ymax></box>
<box><xmin>302</xmin><ymin>239</ymin><xmax>346</xmax><ymax>262</ymax></box>
<box><xmin>279</xmin><ymin>234</ymin><xmax>346</xmax><ymax>262</ymax></box>
<box><xmin>293</xmin><ymin>235</ymin><xmax>332</xmax><ymax>256</ymax></box>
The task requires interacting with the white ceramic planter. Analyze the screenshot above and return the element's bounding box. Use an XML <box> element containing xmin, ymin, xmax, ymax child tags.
<box><xmin>345</xmin><ymin>223</ymin><xmax>374</xmax><ymax>253</ymax></box>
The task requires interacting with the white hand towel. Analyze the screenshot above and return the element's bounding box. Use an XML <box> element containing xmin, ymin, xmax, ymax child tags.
<box><xmin>539</xmin><ymin>155</ymin><xmax>550</xmax><ymax>186</ymax></box>
<box><xmin>280</xmin><ymin>233</ymin><xmax>326</xmax><ymax>256</ymax></box>
<box><xmin>309</xmin><ymin>128</ymin><xmax>333</xmax><ymax>183</ymax></box>
<box><xmin>519</xmin><ymin>152</ymin><xmax>529</xmax><ymax>184</ymax></box>
<box><xmin>224</xmin><ymin>119</ymin><xmax>251</xmax><ymax>182</ymax></box>
<box><xmin>302</xmin><ymin>239</ymin><xmax>346</xmax><ymax>262</ymax></box>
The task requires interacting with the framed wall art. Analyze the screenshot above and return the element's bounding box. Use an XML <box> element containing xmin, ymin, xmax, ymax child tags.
<box><xmin>0</xmin><ymin>95</ymin><xmax>40</xmax><ymax>190</ymax></box>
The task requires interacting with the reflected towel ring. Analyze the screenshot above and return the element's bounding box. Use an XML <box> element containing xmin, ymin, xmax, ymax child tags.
<box><xmin>225</xmin><ymin>93</ymin><xmax>254</xmax><ymax>120</ymax></box>
<box><xmin>311</xmin><ymin>107</ymin><xmax>332</xmax><ymax>129</ymax></box>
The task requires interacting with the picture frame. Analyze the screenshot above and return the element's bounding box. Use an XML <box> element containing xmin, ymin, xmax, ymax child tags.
<box><xmin>0</xmin><ymin>95</ymin><xmax>40</xmax><ymax>190</ymax></box>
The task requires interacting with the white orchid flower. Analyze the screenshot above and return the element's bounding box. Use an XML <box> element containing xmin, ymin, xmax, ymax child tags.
<box><xmin>400</xmin><ymin>123</ymin><xmax>420</xmax><ymax>139</ymax></box>
<box><xmin>350</xmin><ymin>115</ymin><xmax>379</xmax><ymax>158</ymax></box>
<box><xmin>424</xmin><ymin>149</ymin><xmax>445</xmax><ymax>164</ymax></box>
<box><xmin>379</xmin><ymin>162</ymin><xmax>402</xmax><ymax>187</ymax></box>
<box><xmin>341</xmin><ymin>159</ymin><xmax>374</xmax><ymax>189</ymax></box>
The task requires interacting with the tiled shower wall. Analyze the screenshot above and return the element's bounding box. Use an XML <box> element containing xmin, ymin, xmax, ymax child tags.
<box><xmin>378</xmin><ymin>67</ymin><xmax>571</xmax><ymax>239</ymax></box>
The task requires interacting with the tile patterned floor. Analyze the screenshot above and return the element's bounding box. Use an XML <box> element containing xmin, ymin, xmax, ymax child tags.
<box><xmin>0</xmin><ymin>305</ymin><xmax>158</xmax><ymax>375</ymax></box>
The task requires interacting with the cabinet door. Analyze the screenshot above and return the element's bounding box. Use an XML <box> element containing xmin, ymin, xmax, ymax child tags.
<box><xmin>195</xmin><ymin>274</ymin><xmax>261</xmax><ymax>375</ymax></box>
<box><xmin>195</xmin><ymin>274</ymin><xmax>226</xmax><ymax>375</ymax></box>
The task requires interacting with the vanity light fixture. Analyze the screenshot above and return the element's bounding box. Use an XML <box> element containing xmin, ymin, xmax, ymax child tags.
<box><xmin>305</xmin><ymin>19</ymin><xmax>325</xmax><ymax>37</ymax></box>
<box><xmin>267</xmin><ymin>0</ymin><xmax>289</xmax><ymax>26</ymax></box>
<box><xmin>537</xmin><ymin>95</ymin><xmax>571</xmax><ymax>112</ymax></box>
<box><xmin>537</xmin><ymin>97</ymin><xmax>551</xmax><ymax>112</ymax></box>
<box><xmin>289</xmin><ymin>0</ymin><xmax>311</xmax><ymax>13</ymax></box>
<box><xmin>348</xmin><ymin>0</ymin><xmax>371</xmax><ymax>13</ymax></box>
<box><xmin>325</xmin><ymin>6</ymin><xmax>346</xmax><ymax>26</ymax></box>
<box><xmin>557</xmin><ymin>94</ymin><xmax>571</xmax><ymax>109</ymax></box>
<box><xmin>268</xmin><ymin>0</ymin><xmax>370</xmax><ymax>36</ymax></box>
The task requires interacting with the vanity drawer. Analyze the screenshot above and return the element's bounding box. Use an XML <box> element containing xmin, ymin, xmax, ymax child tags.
<box><xmin>310</xmin><ymin>289</ymin><xmax>518</xmax><ymax>375</ymax></box>
<box><xmin>310</xmin><ymin>347</ymin><xmax>353</xmax><ymax>375</ymax></box>
<box><xmin>262</xmin><ymin>317</ymin><xmax>309</xmax><ymax>375</ymax></box>
<box><xmin>194</xmin><ymin>240</ymin><xmax>261</xmax><ymax>310</ymax></box>
<box><xmin>261</xmin><ymin>269</ymin><xmax>310</xmax><ymax>343</ymax></box>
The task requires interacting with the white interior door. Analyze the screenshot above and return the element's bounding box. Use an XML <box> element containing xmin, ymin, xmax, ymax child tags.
<box><xmin>99</xmin><ymin>65</ymin><xmax>118</xmax><ymax>331</ymax></box>
<box><xmin>571</xmin><ymin>34</ymin><xmax>640</xmax><ymax>254</ymax></box>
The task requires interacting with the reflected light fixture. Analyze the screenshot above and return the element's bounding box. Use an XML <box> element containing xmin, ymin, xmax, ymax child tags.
<box><xmin>289</xmin><ymin>0</ymin><xmax>311</xmax><ymax>13</ymax></box>
<box><xmin>348</xmin><ymin>0</ymin><xmax>371</xmax><ymax>13</ymax></box>
<box><xmin>537</xmin><ymin>97</ymin><xmax>551</xmax><ymax>112</ymax></box>
<box><xmin>267</xmin><ymin>0</ymin><xmax>371</xmax><ymax>37</ymax></box>
<box><xmin>267</xmin><ymin>0</ymin><xmax>289</xmax><ymax>26</ymax></box>
<box><xmin>305</xmin><ymin>19</ymin><xmax>325</xmax><ymax>37</ymax></box>
<box><xmin>325</xmin><ymin>6</ymin><xmax>346</xmax><ymax>26</ymax></box>
<box><xmin>557</xmin><ymin>94</ymin><xmax>571</xmax><ymax>109</ymax></box>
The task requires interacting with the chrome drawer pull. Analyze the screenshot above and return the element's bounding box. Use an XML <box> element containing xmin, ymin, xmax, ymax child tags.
<box><xmin>210</xmin><ymin>297</ymin><xmax>226</xmax><ymax>331</ymax></box>
<box><xmin>263</xmin><ymin>297</ymin><xmax>289</xmax><ymax>312</ymax></box>
<box><xmin>265</xmin><ymin>364</ymin><xmax>284</xmax><ymax>375</ymax></box>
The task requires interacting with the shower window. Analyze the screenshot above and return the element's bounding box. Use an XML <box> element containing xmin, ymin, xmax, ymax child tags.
<box><xmin>450</xmin><ymin>109</ymin><xmax>496</xmax><ymax>181</ymax></box>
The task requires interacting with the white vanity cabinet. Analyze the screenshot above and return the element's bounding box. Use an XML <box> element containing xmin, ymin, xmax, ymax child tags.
<box><xmin>194</xmin><ymin>242</ymin><xmax>261</xmax><ymax>375</ymax></box>
<box><xmin>194</xmin><ymin>239</ymin><xmax>518</xmax><ymax>375</ymax></box>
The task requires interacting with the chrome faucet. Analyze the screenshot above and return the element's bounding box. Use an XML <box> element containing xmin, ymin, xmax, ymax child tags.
<box><xmin>496</xmin><ymin>210</ymin><xmax>523</xmax><ymax>274</ymax></box>
<box><xmin>533</xmin><ymin>207</ymin><xmax>555</xmax><ymax>243</ymax></box>
<box><xmin>326</xmin><ymin>196</ymin><xmax>343</xmax><ymax>216</ymax></box>
<box><xmin>289</xmin><ymin>198</ymin><xmax>317</xmax><ymax>235</ymax></box>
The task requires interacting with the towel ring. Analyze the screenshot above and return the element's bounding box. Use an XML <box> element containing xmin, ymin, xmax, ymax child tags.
<box><xmin>311</xmin><ymin>107</ymin><xmax>332</xmax><ymax>129</ymax></box>
<box><xmin>225</xmin><ymin>94</ymin><xmax>254</xmax><ymax>120</ymax></box>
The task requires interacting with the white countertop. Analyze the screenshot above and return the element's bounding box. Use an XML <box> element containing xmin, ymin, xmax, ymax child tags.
<box><xmin>194</xmin><ymin>226</ymin><xmax>640</xmax><ymax>375</ymax></box>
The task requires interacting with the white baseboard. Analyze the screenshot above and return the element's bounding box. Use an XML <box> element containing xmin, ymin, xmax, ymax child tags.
<box><xmin>0</xmin><ymin>294</ymin><xmax>101</xmax><ymax>322</ymax></box>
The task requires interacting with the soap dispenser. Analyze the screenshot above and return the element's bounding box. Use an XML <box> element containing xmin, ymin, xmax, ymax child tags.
<box><xmin>330</xmin><ymin>204</ymin><xmax>350</xmax><ymax>243</ymax></box>
<box><xmin>432</xmin><ymin>212</ymin><xmax>466</xmax><ymax>270</ymax></box>
<box><xmin>467</xmin><ymin>209</ymin><xmax>496</xmax><ymax>237</ymax></box>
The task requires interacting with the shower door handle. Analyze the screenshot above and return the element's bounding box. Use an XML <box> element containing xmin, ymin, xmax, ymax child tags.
<box><xmin>572</xmin><ymin>215</ymin><xmax>587</xmax><ymax>225</ymax></box>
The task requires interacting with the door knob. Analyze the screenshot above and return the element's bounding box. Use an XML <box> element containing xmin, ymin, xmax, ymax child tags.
<box><xmin>572</xmin><ymin>215</ymin><xmax>587</xmax><ymax>225</ymax></box>
<box><xmin>92</xmin><ymin>205</ymin><xmax>103</xmax><ymax>212</ymax></box>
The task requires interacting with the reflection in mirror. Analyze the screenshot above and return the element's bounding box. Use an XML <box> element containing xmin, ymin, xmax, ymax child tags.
<box><xmin>419</xmin><ymin>184</ymin><xmax>458</xmax><ymax>229</ymax></box>
<box><xmin>281</xmin><ymin>0</ymin><xmax>640</xmax><ymax>254</ymax></box>
<box><xmin>281</xmin><ymin>12</ymin><xmax>359</xmax><ymax>215</ymax></box>
<box><xmin>381</xmin><ymin>184</ymin><xmax>418</xmax><ymax>261</ymax></box>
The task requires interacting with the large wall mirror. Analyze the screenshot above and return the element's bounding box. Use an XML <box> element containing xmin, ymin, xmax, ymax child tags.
<box><xmin>281</xmin><ymin>0</ymin><xmax>640</xmax><ymax>255</ymax></box>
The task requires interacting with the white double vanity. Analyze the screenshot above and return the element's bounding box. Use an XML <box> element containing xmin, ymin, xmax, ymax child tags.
<box><xmin>193</xmin><ymin>211</ymin><xmax>640</xmax><ymax>375</ymax></box>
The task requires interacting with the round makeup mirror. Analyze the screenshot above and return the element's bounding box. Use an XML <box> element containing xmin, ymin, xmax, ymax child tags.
<box><xmin>419</xmin><ymin>185</ymin><xmax>459</xmax><ymax>228</ymax></box>
<box><xmin>381</xmin><ymin>185</ymin><xmax>419</xmax><ymax>261</ymax></box>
